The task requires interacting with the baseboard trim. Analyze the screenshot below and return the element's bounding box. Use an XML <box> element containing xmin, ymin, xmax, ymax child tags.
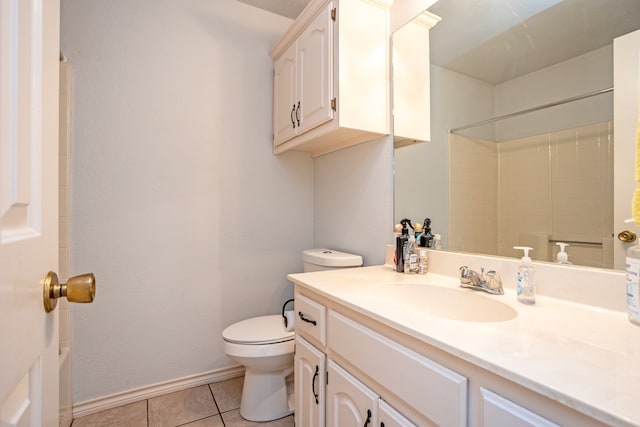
<box><xmin>72</xmin><ymin>365</ymin><xmax>245</xmax><ymax>419</ymax></box>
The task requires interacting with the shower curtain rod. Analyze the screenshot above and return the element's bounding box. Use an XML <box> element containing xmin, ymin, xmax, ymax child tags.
<box><xmin>449</xmin><ymin>87</ymin><xmax>613</xmax><ymax>133</ymax></box>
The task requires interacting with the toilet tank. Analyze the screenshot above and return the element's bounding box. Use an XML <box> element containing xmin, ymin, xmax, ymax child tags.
<box><xmin>302</xmin><ymin>248</ymin><xmax>363</xmax><ymax>272</ymax></box>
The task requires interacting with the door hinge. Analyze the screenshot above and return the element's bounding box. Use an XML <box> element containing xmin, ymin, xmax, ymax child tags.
<box><xmin>331</xmin><ymin>97</ymin><xmax>336</xmax><ymax>111</ymax></box>
<box><xmin>331</xmin><ymin>7</ymin><xmax>336</xmax><ymax>21</ymax></box>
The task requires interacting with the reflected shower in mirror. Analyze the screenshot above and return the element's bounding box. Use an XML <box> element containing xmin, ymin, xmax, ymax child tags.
<box><xmin>394</xmin><ymin>0</ymin><xmax>640</xmax><ymax>270</ymax></box>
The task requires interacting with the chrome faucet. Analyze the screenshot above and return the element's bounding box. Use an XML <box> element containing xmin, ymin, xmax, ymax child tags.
<box><xmin>459</xmin><ymin>266</ymin><xmax>503</xmax><ymax>295</ymax></box>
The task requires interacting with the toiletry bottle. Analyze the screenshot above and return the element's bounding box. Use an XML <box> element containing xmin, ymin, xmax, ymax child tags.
<box><xmin>395</xmin><ymin>220</ymin><xmax>410</xmax><ymax>273</ymax></box>
<box><xmin>555</xmin><ymin>243</ymin><xmax>572</xmax><ymax>265</ymax></box>
<box><xmin>418</xmin><ymin>249</ymin><xmax>428</xmax><ymax>275</ymax></box>
<box><xmin>405</xmin><ymin>235</ymin><xmax>418</xmax><ymax>273</ymax></box>
<box><xmin>433</xmin><ymin>234</ymin><xmax>442</xmax><ymax>250</ymax></box>
<box><xmin>625</xmin><ymin>243</ymin><xmax>640</xmax><ymax>326</ymax></box>
<box><xmin>420</xmin><ymin>218</ymin><xmax>433</xmax><ymax>247</ymax></box>
<box><xmin>413</xmin><ymin>222</ymin><xmax>423</xmax><ymax>244</ymax></box>
<box><xmin>514</xmin><ymin>246</ymin><xmax>535</xmax><ymax>305</ymax></box>
<box><xmin>392</xmin><ymin>223</ymin><xmax>403</xmax><ymax>271</ymax></box>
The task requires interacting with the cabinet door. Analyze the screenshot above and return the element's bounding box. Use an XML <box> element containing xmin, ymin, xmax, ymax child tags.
<box><xmin>379</xmin><ymin>400</ymin><xmax>416</xmax><ymax>427</ymax></box>
<box><xmin>481</xmin><ymin>388</ymin><xmax>560</xmax><ymax>427</ymax></box>
<box><xmin>295</xmin><ymin>336</ymin><xmax>326</xmax><ymax>427</ymax></box>
<box><xmin>297</xmin><ymin>3</ymin><xmax>333</xmax><ymax>134</ymax></box>
<box><xmin>327</xmin><ymin>360</ymin><xmax>377</xmax><ymax>427</ymax></box>
<box><xmin>273</xmin><ymin>42</ymin><xmax>297</xmax><ymax>146</ymax></box>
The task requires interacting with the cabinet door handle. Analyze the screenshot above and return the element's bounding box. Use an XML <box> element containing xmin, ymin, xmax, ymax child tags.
<box><xmin>290</xmin><ymin>104</ymin><xmax>296</xmax><ymax>128</ymax></box>
<box><xmin>295</xmin><ymin>101</ymin><xmax>300</xmax><ymax>126</ymax></box>
<box><xmin>363</xmin><ymin>409</ymin><xmax>372</xmax><ymax>427</ymax></box>
<box><xmin>298</xmin><ymin>311</ymin><xmax>317</xmax><ymax>326</ymax></box>
<box><xmin>312</xmin><ymin>365</ymin><xmax>319</xmax><ymax>405</ymax></box>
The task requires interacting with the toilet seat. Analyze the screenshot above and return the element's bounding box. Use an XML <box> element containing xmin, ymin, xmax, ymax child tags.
<box><xmin>223</xmin><ymin>315</ymin><xmax>294</xmax><ymax>345</ymax></box>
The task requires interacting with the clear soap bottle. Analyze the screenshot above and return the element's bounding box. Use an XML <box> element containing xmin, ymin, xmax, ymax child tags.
<box><xmin>514</xmin><ymin>246</ymin><xmax>535</xmax><ymax>305</ymax></box>
<box><xmin>626</xmin><ymin>244</ymin><xmax>640</xmax><ymax>326</ymax></box>
<box><xmin>555</xmin><ymin>242</ymin><xmax>572</xmax><ymax>265</ymax></box>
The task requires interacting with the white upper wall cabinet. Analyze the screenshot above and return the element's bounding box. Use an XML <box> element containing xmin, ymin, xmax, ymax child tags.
<box><xmin>270</xmin><ymin>0</ymin><xmax>392</xmax><ymax>157</ymax></box>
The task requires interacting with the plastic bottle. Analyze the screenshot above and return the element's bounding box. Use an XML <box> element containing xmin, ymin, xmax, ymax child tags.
<box><xmin>418</xmin><ymin>249</ymin><xmax>428</xmax><ymax>275</ymax></box>
<box><xmin>405</xmin><ymin>235</ymin><xmax>418</xmax><ymax>273</ymax></box>
<box><xmin>413</xmin><ymin>223</ymin><xmax>424</xmax><ymax>244</ymax></box>
<box><xmin>433</xmin><ymin>234</ymin><xmax>442</xmax><ymax>250</ymax></box>
<box><xmin>555</xmin><ymin>242</ymin><xmax>572</xmax><ymax>265</ymax></box>
<box><xmin>395</xmin><ymin>222</ymin><xmax>409</xmax><ymax>273</ymax></box>
<box><xmin>625</xmin><ymin>244</ymin><xmax>640</xmax><ymax>326</ymax></box>
<box><xmin>514</xmin><ymin>246</ymin><xmax>535</xmax><ymax>305</ymax></box>
<box><xmin>420</xmin><ymin>218</ymin><xmax>433</xmax><ymax>248</ymax></box>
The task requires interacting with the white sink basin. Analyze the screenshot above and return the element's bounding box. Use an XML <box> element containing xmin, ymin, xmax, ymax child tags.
<box><xmin>368</xmin><ymin>282</ymin><xmax>518</xmax><ymax>323</ymax></box>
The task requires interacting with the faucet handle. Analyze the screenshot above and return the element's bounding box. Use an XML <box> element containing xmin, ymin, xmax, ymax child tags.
<box><xmin>459</xmin><ymin>266</ymin><xmax>471</xmax><ymax>283</ymax></box>
<box><xmin>485</xmin><ymin>270</ymin><xmax>502</xmax><ymax>291</ymax></box>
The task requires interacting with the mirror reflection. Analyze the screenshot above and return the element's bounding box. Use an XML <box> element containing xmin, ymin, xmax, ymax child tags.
<box><xmin>394</xmin><ymin>0</ymin><xmax>640</xmax><ymax>270</ymax></box>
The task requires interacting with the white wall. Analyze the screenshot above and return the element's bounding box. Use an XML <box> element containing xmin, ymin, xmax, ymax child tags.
<box><xmin>394</xmin><ymin>65</ymin><xmax>495</xmax><ymax>248</ymax></box>
<box><xmin>61</xmin><ymin>0</ymin><xmax>314</xmax><ymax>403</ymax></box>
<box><xmin>495</xmin><ymin>45</ymin><xmax>613</xmax><ymax>141</ymax></box>
<box><xmin>313</xmin><ymin>137</ymin><xmax>394</xmax><ymax>265</ymax></box>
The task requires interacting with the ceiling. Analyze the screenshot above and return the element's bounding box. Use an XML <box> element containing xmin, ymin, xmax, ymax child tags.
<box><xmin>236</xmin><ymin>0</ymin><xmax>309</xmax><ymax>19</ymax></box>
<box><xmin>427</xmin><ymin>0</ymin><xmax>640</xmax><ymax>84</ymax></box>
<box><xmin>237</xmin><ymin>0</ymin><xmax>640</xmax><ymax>85</ymax></box>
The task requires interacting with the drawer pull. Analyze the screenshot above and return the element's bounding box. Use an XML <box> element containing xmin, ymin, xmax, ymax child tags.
<box><xmin>364</xmin><ymin>409</ymin><xmax>372</xmax><ymax>426</ymax></box>
<box><xmin>298</xmin><ymin>311</ymin><xmax>317</xmax><ymax>326</ymax></box>
<box><xmin>295</xmin><ymin>101</ymin><xmax>301</xmax><ymax>126</ymax></box>
<box><xmin>312</xmin><ymin>365</ymin><xmax>319</xmax><ymax>404</ymax></box>
<box><xmin>290</xmin><ymin>104</ymin><xmax>296</xmax><ymax>128</ymax></box>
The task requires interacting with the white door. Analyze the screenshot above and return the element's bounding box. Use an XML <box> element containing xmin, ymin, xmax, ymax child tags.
<box><xmin>0</xmin><ymin>0</ymin><xmax>61</xmax><ymax>426</ymax></box>
<box><xmin>294</xmin><ymin>336</ymin><xmax>326</xmax><ymax>427</ymax></box>
<box><xmin>614</xmin><ymin>29</ymin><xmax>640</xmax><ymax>270</ymax></box>
<box><xmin>326</xmin><ymin>360</ymin><xmax>377</xmax><ymax>426</ymax></box>
<box><xmin>297</xmin><ymin>3</ymin><xmax>333</xmax><ymax>133</ymax></box>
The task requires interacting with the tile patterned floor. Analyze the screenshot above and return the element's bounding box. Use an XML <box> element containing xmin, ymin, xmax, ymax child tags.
<box><xmin>71</xmin><ymin>377</ymin><xmax>294</xmax><ymax>427</ymax></box>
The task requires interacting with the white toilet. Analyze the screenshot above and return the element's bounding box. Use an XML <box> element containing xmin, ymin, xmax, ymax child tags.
<box><xmin>222</xmin><ymin>248</ymin><xmax>362</xmax><ymax>422</ymax></box>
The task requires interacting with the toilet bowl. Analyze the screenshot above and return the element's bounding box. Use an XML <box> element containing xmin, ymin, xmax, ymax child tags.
<box><xmin>222</xmin><ymin>315</ymin><xmax>295</xmax><ymax>422</ymax></box>
<box><xmin>222</xmin><ymin>248</ymin><xmax>362</xmax><ymax>422</ymax></box>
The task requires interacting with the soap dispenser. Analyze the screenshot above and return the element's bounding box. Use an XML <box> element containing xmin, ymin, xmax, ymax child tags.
<box><xmin>555</xmin><ymin>243</ymin><xmax>572</xmax><ymax>265</ymax></box>
<box><xmin>514</xmin><ymin>246</ymin><xmax>535</xmax><ymax>305</ymax></box>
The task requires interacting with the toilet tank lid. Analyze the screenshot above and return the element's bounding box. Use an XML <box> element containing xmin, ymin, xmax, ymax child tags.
<box><xmin>302</xmin><ymin>248</ymin><xmax>363</xmax><ymax>268</ymax></box>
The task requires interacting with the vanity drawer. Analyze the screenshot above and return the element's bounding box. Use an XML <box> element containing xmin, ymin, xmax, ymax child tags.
<box><xmin>295</xmin><ymin>293</ymin><xmax>326</xmax><ymax>347</ymax></box>
<box><xmin>328</xmin><ymin>310</ymin><xmax>467</xmax><ymax>427</ymax></box>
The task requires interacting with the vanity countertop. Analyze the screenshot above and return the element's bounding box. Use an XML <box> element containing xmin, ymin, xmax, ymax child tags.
<box><xmin>288</xmin><ymin>265</ymin><xmax>640</xmax><ymax>427</ymax></box>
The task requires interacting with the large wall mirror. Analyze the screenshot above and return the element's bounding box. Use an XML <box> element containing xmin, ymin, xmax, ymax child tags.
<box><xmin>394</xmin><ymin>0</ymin><xmax>640</xmax><ymax>270</ymax></box>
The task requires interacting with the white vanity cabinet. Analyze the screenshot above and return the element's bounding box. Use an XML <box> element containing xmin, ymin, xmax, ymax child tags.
<box><xmin>326</xmin><ymin>360</ymin><xmax>378</xmax><ymax>426</ymax></box>
<box><xmin>270</xmin><ymin>0</ymin><xmax>391</xmax><ymax>157</ymax></box>
<box><xmin>480</xmin><ymin>388</ymin><xmax>559</xmax><ymax>427</ymax></box>
<box><xmin>294</xmin><ymin>290</ymin><xmax>466</xmax><ymax>426</ymax></box>
<box><xmin>295</xmin><ymin>335</ymin><xmax>326</xmax><ymax>427</ymax></box>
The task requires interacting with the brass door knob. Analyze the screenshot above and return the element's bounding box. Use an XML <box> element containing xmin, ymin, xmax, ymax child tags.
<box><xmin>43</xmin><ymin>271</ymin><xmax>95</xmax><ymax>313</ymax></box>
<box><xmin>618</xmin><ymin>230</ymin><xmax>638</xmax><ymax>243</ymax></box>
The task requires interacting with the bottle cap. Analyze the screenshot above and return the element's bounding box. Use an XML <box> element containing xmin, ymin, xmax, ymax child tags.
<box><xmin>513</xmin><ymin>246</ymin><xmax>533</xmax><ymax>264</ymax></box>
